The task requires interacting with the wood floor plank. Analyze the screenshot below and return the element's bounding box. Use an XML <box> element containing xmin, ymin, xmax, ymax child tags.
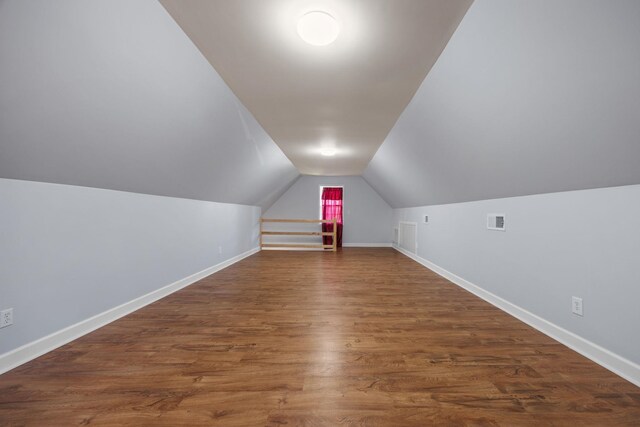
<box><xmin>0</xmin><ymin>248</ymin><xmax>638</xmax><ymax>426</ymax></box>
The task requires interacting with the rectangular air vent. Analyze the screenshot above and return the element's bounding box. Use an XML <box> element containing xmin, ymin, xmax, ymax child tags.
<box><xmin>487</xmin><ymin>214</ymin><xmax>506</xmax><ymax>231</ymax></box>
<box><xmin>398</xmin><ymin>222</ymin><xmax>418</xmax><ymax>253</ymax></box>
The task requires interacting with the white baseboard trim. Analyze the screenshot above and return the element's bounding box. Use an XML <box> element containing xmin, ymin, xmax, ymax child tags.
<box><xmin>261</xmin><ymin>243</ymin><xmax>392</xmax><ymax>250</ymax></box>
<box><xmin>393</xmin><ymin>245</ymin><xmax>640</xmax><ymax>388</ymax></box>
<box><xmin>0</xmin><ymin>247</ymin><xmax>260</xmax><ymax>376</ymax></box>
<box><xmin>342</xmin><ymin>243</ymin><xmax>393</xmax><ymax>247</ymax></box>
<box><xmin>261</xmin><ymin>247</ymin><xmax>325</xmax><ymax>251</ymax></box>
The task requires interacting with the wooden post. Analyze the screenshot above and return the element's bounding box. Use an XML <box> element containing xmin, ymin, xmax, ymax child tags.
<box><xmin>332</xmin><ymin>218</ymin><xmax>337</xmax><ymax>252</ymax></box>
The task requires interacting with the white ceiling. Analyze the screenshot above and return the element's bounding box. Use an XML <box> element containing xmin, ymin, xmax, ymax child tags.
<box><xmin>364</xmin><ymin>0</ymin><xmax>640</xmax><ymax>208</ymax></box>
<box><xmin>159</xmin><ymin>0</ymin><xmax>473</xmax><ymax>175</ymax></box>
<box><xmin>0</xmin><ymin>0</ymin><xmax>300</xmax><ymax>209</ymax></box>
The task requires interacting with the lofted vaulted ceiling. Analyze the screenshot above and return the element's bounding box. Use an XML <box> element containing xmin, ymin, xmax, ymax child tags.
<box><xmin>159</xmin><ymin>0</ymin><xmax>473</xmax><ymax>176</ymax></box>
<box><xmin>0</xmin><ymin>0</ymin><xmax>299</xmax><ymax>209</ymax></box>
<box><xmin>3</xmin><ymin>0</ymin><xmax>638</xmax><ymax>210</ymax></box>
<box><xmin>364</xmin><ymin>0</ymin><xmax>640</xmax><ymax>208</ymax></box>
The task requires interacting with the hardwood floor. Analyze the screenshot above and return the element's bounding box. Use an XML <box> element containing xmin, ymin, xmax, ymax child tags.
<box><xmin>1</xmin><ymin>248</ymin><xmax>639</xmax><ymax>426</ymax></box>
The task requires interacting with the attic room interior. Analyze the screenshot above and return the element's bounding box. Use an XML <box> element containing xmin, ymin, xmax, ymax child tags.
<box><xmin>1</xmin><ymin>0</ymin><xmax>639</xmax><ymax>425</ymax></box>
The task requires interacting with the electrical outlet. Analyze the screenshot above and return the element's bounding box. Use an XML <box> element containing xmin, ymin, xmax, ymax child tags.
<box><xmin>572</xmin><ymin>297</ymin><xmax>583</xmax><ymax>316</ymax></box>
<box><xmin>0</xmin><ymin>308</ymin><xmax>13</xmax><ymax>328</ymax></box>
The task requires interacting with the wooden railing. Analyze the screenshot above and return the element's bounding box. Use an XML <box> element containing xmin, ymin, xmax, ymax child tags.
<box><xmin>260</xmin><ymin>218</ymin><xmax>337</xmax><ymax>252</ymax></box>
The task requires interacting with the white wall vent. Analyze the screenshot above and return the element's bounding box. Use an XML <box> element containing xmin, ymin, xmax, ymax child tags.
<box><xmin>398</xmin><ymin>221</ymin><xmax>418</xmax><ymax>253</ymax></box>
<box><xmin>487</xmin><ymin>214</ymin><xmax>506</xmax><ymax>231</ymax></box>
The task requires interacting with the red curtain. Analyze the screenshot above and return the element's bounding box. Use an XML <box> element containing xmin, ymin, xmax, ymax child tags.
<box><xmin>321</xmin><ymin>187</ymin><xmax>343</xmax><ymax>247</ymax></box>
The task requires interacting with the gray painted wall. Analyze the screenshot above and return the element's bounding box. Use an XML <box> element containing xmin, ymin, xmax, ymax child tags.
<box><xmin>264</xmin><ymin>176</ymin><xmax>393</xmax><ymax>245</ymax></box>
<box><xmin>0</xmin><ymin>178</ymin><xmax>260</xmax><ymax>355</ymax></box>
<box><xmin>394</xmin><ymin>184</ymin><xmax>640</xmax><ymax>364</ymax></box>
<box><xmin>0</xmin><ymin>0</ymin><xmax>298</xmax><ymax>209</ymax></box>
<box><xmin>364</xmin><ymin>0</ymin><xmax>640</xmax><ymax>208</ymax></box>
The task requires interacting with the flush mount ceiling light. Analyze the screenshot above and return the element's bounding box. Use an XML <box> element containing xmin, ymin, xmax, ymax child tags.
<box><xmin>297</xmin><ymin>11</ymin><xmax>340</xmax><ymax>46</ymax></box>
<box><xmin>320</xmin><ymin>147</ymin><xmax>337</xmax><ymax>156</ymax></box>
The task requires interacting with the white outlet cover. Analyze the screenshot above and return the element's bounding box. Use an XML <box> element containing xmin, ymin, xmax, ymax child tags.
<box><xmin>0</xmin><ymin>308</ymin><xmax>13</xmax><ymax>328</ymax></box>
<box><xmin>572</xmin><ymin>297</ymin><xmax>583</xmax><ymax>316</ymax></box>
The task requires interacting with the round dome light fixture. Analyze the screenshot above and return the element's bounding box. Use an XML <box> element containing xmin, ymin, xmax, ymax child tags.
<box><xmin>297</xmin><ymin>11</ymin><xmax>340</xmax><ymax>46</ymax></box>
<box><xmin>320</xmin><ymin>147</ymin><xmax>337</xmax><ymax>156</ymax></box>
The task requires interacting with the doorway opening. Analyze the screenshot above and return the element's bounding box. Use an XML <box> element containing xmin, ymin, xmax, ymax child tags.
<box><xmin>320</xmin><ymin>186</ymin><xmax>343</xmax><ymax>248</ymax></box>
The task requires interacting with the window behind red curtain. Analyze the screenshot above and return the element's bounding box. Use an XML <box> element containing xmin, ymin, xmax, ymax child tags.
<box><xmin>321</xmin><ymin>187</ymin><xmax>343</xmax><ymax>247</ymax></box>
